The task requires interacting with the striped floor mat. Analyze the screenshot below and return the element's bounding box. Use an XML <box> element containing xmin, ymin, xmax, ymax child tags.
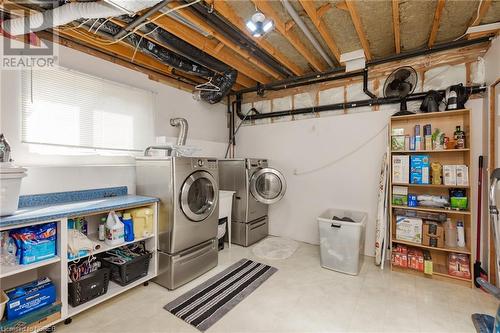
<box><xmin>164</xmin><ymin>258</ymin><xmax>277</xmax><ymax>331</ymax></box>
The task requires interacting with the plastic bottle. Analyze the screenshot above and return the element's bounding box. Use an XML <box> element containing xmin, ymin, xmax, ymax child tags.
<box><xmin>457</xmin><ymin>220</ymin><xmax>465</xmax><ymax>248</ymax></box>
<box><xmin>122</xmin><ymin>213</ymin><xmax>135</xmax><ymax>242</ymax></box>
<box><xmin>98</xmin><ymin>217</ymin><xmax>106</xmax><ymax>241</ymax></box>
<box><xmin>444</xmin><ymin>218</ymin><xmax>458</xmax><ymax>248</ymax></box>
<box><xmin>105</xmin><ymin>211</ymin><xmax>125</xmax><ymax>246</ymax></box>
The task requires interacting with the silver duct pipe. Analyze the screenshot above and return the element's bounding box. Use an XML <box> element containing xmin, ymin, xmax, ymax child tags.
<box><xmin>170</xmin><ymin>118</ymin><xmax>188</xmax><ymax>146</ymax></box>
<box><xmin>1</xmin><ymin>0</ymin><xmax>162</xmax><ymax>36</ymax></box>
<box><xmin>281</xmin><ymin>0</ymin><xmax>335</xmax><ymax>67</ymax></box>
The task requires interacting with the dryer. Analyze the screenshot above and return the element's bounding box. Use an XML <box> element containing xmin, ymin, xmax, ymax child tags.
<box><xmin>136</xmin><ymin>156</ymin><xmax>219</xmax><ymax>290</ymax></box>
<box><xmin>218</xmin><ymin>158</ymin><xmax>286</xmax><ymax>246</ymax></box>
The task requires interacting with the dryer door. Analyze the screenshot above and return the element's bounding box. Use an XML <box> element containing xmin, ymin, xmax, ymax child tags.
<box><xmin>249</xmin><ymin>168</ymin><xmax>286</xmax><ymax>204</ymax></box>
<box><xmin>180</xmin><ymin>170</ymin><xmax>219</xmax><ymax>222</ymax></box>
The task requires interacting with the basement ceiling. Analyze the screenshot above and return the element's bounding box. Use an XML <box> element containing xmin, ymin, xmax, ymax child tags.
<box><xmin>1</xmin><ymin>0</ymin><xmax>499</xmax><ymax>93</ymax></box>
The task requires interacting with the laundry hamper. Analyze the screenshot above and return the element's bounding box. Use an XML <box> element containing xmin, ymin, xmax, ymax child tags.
<box><xmin>318</xmin><ymin>209</ymin><xmax>367</xmax><ymax>275</ymax></box>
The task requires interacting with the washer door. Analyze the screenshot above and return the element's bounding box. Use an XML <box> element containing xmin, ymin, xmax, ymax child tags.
<box><xmin>250</xmin><ymin>168</ymin><xmax>286</xmax><ymax>204</ymax></box>
<box><xmin>180</xmin><ymin>171</ymin><xmax>218</xmax><ymax>222</ymax></box>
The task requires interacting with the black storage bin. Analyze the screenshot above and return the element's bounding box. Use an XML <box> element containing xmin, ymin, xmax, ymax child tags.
<box><xmin>102</xmin><ymin>252</ymin><xmax>152</xmax><ymax>286</ymax></box>
<box><xmin>68</xmin><ymin>267</ymin><xmax>110</xmax><ymax>307</ymax></box>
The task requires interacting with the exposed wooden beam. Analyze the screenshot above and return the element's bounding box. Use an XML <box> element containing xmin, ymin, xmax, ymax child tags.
<box><xmin>37</xmin><ymin>31</ymin><xmax>197</xmax><ymax>93</ymax></box>
<box><xmin>335</xmin><ymin>2</ymin><xmax>348</xmax><ymax>11</ymax></box>
<box><xmin>428</xmin><ymin>0</ymin><xmax>446</xmax><ymax>48</ymax></box>
<box><xmin>166</xmin><ymin>2</ymin><xmax>282</xmax><ymax>81</ymax></box>
<box><xmin>470</xmin><ymin>0</ymin><xmax>492</xmax><ymax>26</ymax></box>
<box><xmin>345</xmin><ymin>1</ymin><xmax>372</xmax><ymax>60</ymax></box>
<box><xmin>149</xmin><ymin>12</ymin><xmax>269</xmax><ymax>86</ymax></box>
<box><xmin>109</xmin><ymin>18</ymin><xmax>251</xmax><ymax>88</ymax></box>
<box><xmin>210</xmin><ymin>0</ymin><xmax>305</xmax><ymax>76</ymax></box>
<box><xmin>299</xmin><ymin>0</ymin><xmax>340</xmax><ymax>62</ymax></box>
<box><xmin>317</xmin><ymin>3</ymin><xmax>333</xmax><ymax>18</ymax></box>
<box><xmin>392</xmin><ymin>0</ymin><xmax>401</xmax><ymax>54</ymax></box>
<box><xmin>251</xmin><ymin>0</ymin><xmax>327</xmax><ymax>72</ymax></box>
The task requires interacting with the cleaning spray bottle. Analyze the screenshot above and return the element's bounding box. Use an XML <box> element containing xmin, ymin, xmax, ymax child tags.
<box><xmin>105</xmin><ymin>211</ymin><xmax>125</xmax><ymax>246</ymax></box>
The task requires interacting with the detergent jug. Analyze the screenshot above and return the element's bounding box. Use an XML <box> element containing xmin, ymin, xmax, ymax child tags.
<box><xmin>105</xmin><ymin>211</ymin><xmax>125</xmax><ymax>246</ymax></box>
<box><xmin>122</xmin><ymin>213</ymin><xmax>135</xmax><ymax>242</ymax></box>
<box><xmin>127</xmin><ymin>208</ymin><xmax>153</xmax><ymax>238</ymax></box>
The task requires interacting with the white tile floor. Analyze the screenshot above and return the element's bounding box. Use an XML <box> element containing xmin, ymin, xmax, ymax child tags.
<box><xmin>57</xmin><ymin>241</ymin><xmax>497</xmax><ymax>333</ymax></box>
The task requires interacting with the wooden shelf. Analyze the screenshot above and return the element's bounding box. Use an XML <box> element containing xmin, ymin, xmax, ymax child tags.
<box><xmin>391</xmin><ymin>265</ymin><xmax>472</xmax><ymax>287</ymax></box>
<box><xmin>391</xmin><ymin>148</ymin><xmax>470</xmax><ymax>153</ymax></box>
<box><xmin>391</xmin><ymin>109</ymin><xmax>470</xmax><ymax>121</ymax></box>
<box><xmin>68</xmin><ymin>233</ymin><xmax>155</xmax><ymax>262</ymax></box>
<box><xmin>391</xmin><ymin>205</ymin><xmax>471</xmax><ymax>215</ymax></box>
<box><xmin>0</xmin><ymin>256</ymin><xmax>61</xmax><ymax>279</ymax></box>
<box><xmin>392</xmin><ymin>239</ymin><xmax>471</xmax><ymax>255</ymax></box>
<box><xmin>433</xmin><ymin>263</ymin><xmax>472</xmax><ymax>282</ymax></box>
<box><xmin>392</xmin><ymin>183</ymin><xmax>469</xmax><ymax>189</ymax></box>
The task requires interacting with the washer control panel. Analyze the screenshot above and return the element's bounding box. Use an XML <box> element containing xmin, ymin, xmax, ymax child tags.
<box><xmin>192</xmin><ymin>158</ymin><xmax>218</xmax><ymax>170</ymax></box>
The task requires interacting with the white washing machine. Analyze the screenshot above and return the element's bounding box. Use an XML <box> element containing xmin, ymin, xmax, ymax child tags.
<box><xmin>136</xmin><ymin>156</ymin><xmax>219</xmax><ymax>289</ymax></box>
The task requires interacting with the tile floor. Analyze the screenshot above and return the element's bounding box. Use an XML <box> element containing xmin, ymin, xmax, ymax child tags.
<box><xmin>57</xmin><ymin>240</ymin><xmax>497</xmax><ymax>333</ymax></box>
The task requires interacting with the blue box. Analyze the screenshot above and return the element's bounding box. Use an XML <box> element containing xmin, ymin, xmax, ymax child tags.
<box><xmin>408</xmin><ymin>194</ymin><xmax>418</xmax><ymax>207</ymax></box>
<box><xmin>5</xmin><ymin>278</ymin><xmax>56</xmax><ymax>320</ymax></box>
<box><xmin>410</xmin><ymin>155</ymin><xmax>430</xmax><ymax>184</ymax></box>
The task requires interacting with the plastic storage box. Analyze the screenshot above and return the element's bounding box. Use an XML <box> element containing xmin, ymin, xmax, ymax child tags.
<box><xmin>68</xmin><ymin>268</ymin><xmax>110</xmax><ymax>307</ymax></box>
<box><xmin>318</xmin><ymin>209</ymin><xmax>367</xmax><ymax>275</ymax></box>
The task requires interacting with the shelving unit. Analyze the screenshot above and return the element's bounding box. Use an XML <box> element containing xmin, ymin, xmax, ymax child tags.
<box><xmin>0</xmin><ymin>201</ymin><xmax>158</xmax><ymax>331</ymax></box>
<box><xmin>389</xmin><ymin>109</ymin><xmax>474</xmax><ymax>287</ymax></box>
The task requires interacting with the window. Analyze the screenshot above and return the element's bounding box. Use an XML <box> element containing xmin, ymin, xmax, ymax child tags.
<box><xmin>21</xmin><ymin>67</ymin><xmax>154</xmax><ymax>152</ymax></box>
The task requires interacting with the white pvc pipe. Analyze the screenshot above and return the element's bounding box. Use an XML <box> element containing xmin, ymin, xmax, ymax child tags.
<box><xmin>2</xmin><ymin>0</ymin><xmax>162</xmax><ymax>36</ymax></box>
<box><xmin>281</xmin><ymin>0</ymin><xmax>335</xmax><ymax>67</ymax></box>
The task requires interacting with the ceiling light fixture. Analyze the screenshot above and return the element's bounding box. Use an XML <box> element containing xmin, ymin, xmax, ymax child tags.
<box><xmin>246</xmin><ymin>12</ymin><xmax>273</xmax><ymax>37</ymax></box>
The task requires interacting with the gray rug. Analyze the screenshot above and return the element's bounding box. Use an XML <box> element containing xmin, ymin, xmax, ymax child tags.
<box><xmin>164</xmin><ymin>258</ymin><xmax>277</xmax><ymax>331</ymax></box>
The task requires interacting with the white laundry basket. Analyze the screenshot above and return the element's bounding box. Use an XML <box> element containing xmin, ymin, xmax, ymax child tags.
<box><xmin>318</xmin><ymin>208</ymin><xmax>367</xmax><ymax>275</ymax></box>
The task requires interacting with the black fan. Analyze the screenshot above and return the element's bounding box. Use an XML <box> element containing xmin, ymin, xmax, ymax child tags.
<box><xmin>383</xmin><ymin>66</ymin><xmax>418</xmax><ymax>116</ymax></box>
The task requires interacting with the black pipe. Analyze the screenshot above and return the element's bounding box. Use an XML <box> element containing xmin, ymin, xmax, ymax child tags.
<box><xmin>185</xmin><ymin>1</ymin><xmax>293</xmax><ymax>78</ymax></box>
<box><xmin>235</xmin><ymin>36</ymin><xmax>492</xmax><ymax>94</ymax></box>
<box><xmin>113</xmin><ymin>0</ymin><xmax>171</xmax><ymax>40</ymax></box>
<box><xmin>363</xmin><ymin>67</ymin><xmax>377</xmax><ymax>99</ymax></box>
<box><xmin>235</xmin><ymin>86</ymin><xmax>486</xmax><ymax>121</ymax></box>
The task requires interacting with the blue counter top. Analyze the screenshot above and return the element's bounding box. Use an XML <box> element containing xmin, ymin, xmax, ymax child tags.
<box><xmin>0</xmin><ymin>188</ymin><xmax>158</xmax><ymax>229</ymax></box>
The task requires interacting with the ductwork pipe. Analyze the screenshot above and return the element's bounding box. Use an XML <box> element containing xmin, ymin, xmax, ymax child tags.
<box><xmin>170</xmin><ymin>118</ymin><xmax>189</xmax><ymax>146</ymax></box>
<box><xmin>281</xmin><ymin>0</ymin><xmax>334</xmax><ymax>68</ymax></box>
<box><xmin>1</xmin><ymin>0</ymin><xmax>162</xmax><ymax>36</ymax></box>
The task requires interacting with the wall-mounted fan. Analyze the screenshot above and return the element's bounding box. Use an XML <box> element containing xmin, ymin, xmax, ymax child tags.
<box><xmin>383</xmin><ymin>66</ymin><xmax>418</xmax><ymax>116</ymax></box>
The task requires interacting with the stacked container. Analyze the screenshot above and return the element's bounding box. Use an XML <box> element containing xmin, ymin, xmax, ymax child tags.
<box><xmin>0</xmin><ymin>163</ymin><xmax>27</xmax><ymax>216</ymax></box>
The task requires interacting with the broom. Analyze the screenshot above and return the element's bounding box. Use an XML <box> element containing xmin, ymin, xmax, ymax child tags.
<box><xmin>474</xmin><ymin>156</ymin><xmax>488</xmax><ymax>288</ymax></box>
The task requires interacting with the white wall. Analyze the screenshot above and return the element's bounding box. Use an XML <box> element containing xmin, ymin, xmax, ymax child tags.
<box><xmin>485</xmin><ymin>36</ymin><xmax>500</xmax><ymax>86</ymax></box>
<box><xmin>236</xmin><ymin>98</ymin><xmax>485</xmax><ymax>257</ymax></box>
<box><xmin>0</xmin><ymin>37</ymin><xmax>227</xmax><ymax>195</ymax></box>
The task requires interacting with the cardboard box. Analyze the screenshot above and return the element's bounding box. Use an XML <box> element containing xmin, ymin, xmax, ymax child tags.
<box><xmin>443</xmin><ymin>165</ymin><xmax>457</xmax><ymax>186</ymax></box>
<box><xmin>422</xmin><ymin>222</ymin><xmax>444</xmax><ymax>248</ymax></box>
<box><xmin>410</xmin><ymin>155</ymin><xmax>430</xmax><ymax>184</ymax></box>
<box><xmin>392</xmin><ymin>186</ymin><xmax>408</xmax><ymax>206</ymax></box>
<box><xmin>0</xmin><ymin>303</ymin><xmax>61</xmax><ymax>332</ymax></box>
<box><xmin>5</xmin><ymin>278</ymin><xmax>56</xmax><ymax>320</ymax></box>
<box><xmin>396</xmin><ymin>216</ymin><xmax>422</xmax><ymax>244</ymax></box>
<box><xmin>391</xmin><ymin>135</ymin><xmax>405</xmax><ymax>151</ymax></box>
<box><xmin>456</xmin><ymin>165</ymin><xmax>469</xmax><ymax>186</ymax></box>
<box><xmin>392</xmin><ymin>155</ymin><xmax>410</xmax><ymax>184</ymax></box>
<box><xmin>423</xmin><ymin>234</ymin><xmax>444</xmax><ymax>248</ymax></box>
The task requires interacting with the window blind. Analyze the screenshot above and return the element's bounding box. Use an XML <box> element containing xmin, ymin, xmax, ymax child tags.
<box><xmin>21</xmin><ymin>67</ymin><xmax>154</xmax><ymax>152</ymax></box>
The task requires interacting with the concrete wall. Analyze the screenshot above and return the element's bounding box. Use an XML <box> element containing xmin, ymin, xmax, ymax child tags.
<box><xmin>0</xmin><ymin>37</ymin><xmax>227</xmax><ymax>195</ymax></box>
<box><xmin>236</xmin><ymin>65</ymin><xmax>486</xmax><ymax>257</ymax></box>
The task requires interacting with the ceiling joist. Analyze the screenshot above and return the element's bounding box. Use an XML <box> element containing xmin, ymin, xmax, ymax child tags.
<box><xmin>166</xmin><ymin>2</ymin><xmax>282</xmax><ymax>81</ymax></box>
<box><xmin>149</xmin><ymin>12</ymin><xmax>264</xmax><ymax>86</ymax></box>
<box><xmin>392</xmin><ymin>0</ymin><xmax>401</xmax><ymax>54</ymax></box>
<box><xmin>207</xmin><ymin>0</ymin><xmax>305</xmax><ymax>76</ymax></box>
<box><xmin>251</xmin><ymin>0</ymin><xmax>327</xmax><ymax>72</ymax></box>
<box><xmin>470</xmin><ymin>0</ymin><xmax>492</xmax><ymax>27</ymax></box>
<box><xmin>428</xmin><ymin>0</ymin><xmax>446</xmax><ymax>48</ymax></box>
<box><xmin>345</xmin><ymin>1</ymin><xmax>372</xmax><ymax>60</ymax></box>
<box><xmin>299</xmin><ymin>0</ymin><xmax>340</xmax><ymax>62</ymax></box>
